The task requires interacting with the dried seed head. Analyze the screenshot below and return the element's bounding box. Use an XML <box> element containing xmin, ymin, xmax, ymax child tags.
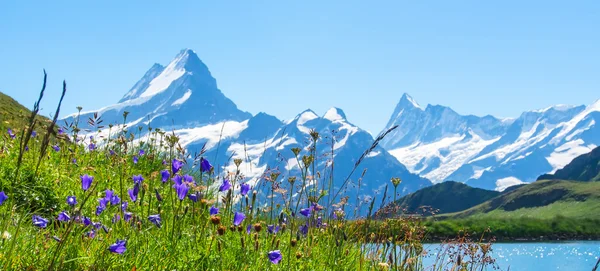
<box><xmin>291</xmin><ymin>147</ymin><xmax>301</xmax><ymax>156</ymax></box>
<box><xmin>291</xmin><ymin>239</ymin><xmax>297</xmax><ymax>247</ymax></box>
<box><xmin>253</xmin><ymin>223</ymin><xmax>262</xmax><ymax>232</ymax></box>
<box><xmin>210</xmin><ymin>215</ymin><xmax>221</xmax><ymax>225</ymax></box>
<box><xmin>234</xmin><ymin>158</ymin><xmax>242</xmax><ymax>167</ymax></box>
<box><xmin>296</xmin><ymin>252</ymin><xmax>303</xmax><ymax>259</ymax></box>
<box><xmin>217</xmin><ymin>225</ymin><xmax>226</xmax><ymax>236</ymax></box>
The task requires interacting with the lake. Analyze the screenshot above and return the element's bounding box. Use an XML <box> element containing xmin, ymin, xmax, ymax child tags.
<box><xmin>421</xmin><ymin>241</ymin><xmax>600</xmax><ymax>270</ymax></box>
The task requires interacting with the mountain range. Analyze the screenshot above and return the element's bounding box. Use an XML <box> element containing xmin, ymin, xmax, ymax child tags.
<box><xmin>60</xmin><ymin>48</ymin><xmax>600</xmax><ymax>214</ymax></box>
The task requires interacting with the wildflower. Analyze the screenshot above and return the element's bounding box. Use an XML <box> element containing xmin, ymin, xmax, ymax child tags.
<box><xmin>240</xmin><ymin>183</ymin><xmax>251</xmax><ymax>196</ymax></box>
<box><xmin>268</xmin><ymin>250</ymin><xmax>283</xmax><ymax>264</ymax></box>
<box><xmin>112</xmin><ymin>214</ymin><xmax>120</xmax><ymax>224</ymax></box>
<box><xmin>183</xmin><ymin>174</ymin><xmax>194</xmax><ymax>184</ymax></box>
<box><xmin>83</xmin><ymin>217</ymin><xmax>92</xmax><ymax>227</ymax></box>
<box><xmin>31</xmin><ymin>130</ymin><xmax>37</xmax><ymax>137</ymax></box>
<box><xmin>108</xmin><ymin>239</ymin><xmax>127</xmax><ymax>254</ymax></box>
<box><xmin>109</xmin><ymin>149</ymin><xmax>116</xmax><ymax>156</ymax></box>
<box><xmin>52</xmin><ymin>145</ymin><xmax>60</xmax><ymax>152</ymax></box>
<box><xmin>57</xmin><ymin>211</ymin><xmax>70</xmax><ymax>222</ymax></box>
<box><xmin>148</xmin><ymin>214</ymin><xmax>161</xmax><ymax>228</ymax></box>
<box><xmin>0</xmin><ymin>191</ymin><xmax>8</xmax><ymax>205</ymax></box>
<box><xmin>124</xmin><ymin>212</ymin><xmax>132</xmax><ymax>222</ymax></box>
<box><xmin>98</xmin><ymin>197</ymin><xmax>110</xmax><ymax>209</ymax></box>
<box><xmin>72</xmin><ymin>158</ymin><xmax>77</xmax><ymax>164</ymax></box>
<box><xmin>128</xmin><ymin>188</ymin><xmax>138</xmax><ymax>202</ymax></box>
<box><xmin>7</xmin><ymin>129</ymin><xmax>15</xmax><ymax>139</ymax></box>
<box><xmin>110</xmin><ymin>194</ymin><xmax>121</xmax><ymax>205</ymax></box>
<box><xmin>81</xmin><ymin>174</ymin><xmax>93</xmax><ymax>191</ymax></box>
<box><xmin>209</xmin><ymin>206</ymin><xmax>219</xmax><ymax>215</ymax></box>
<box><xmin>160</xmin><ymin>170</ymin><xmax>170</xmax><ymax>183</ymax></box>
<box><xmin>86</xmin><ymin>230</ymin><xmax>96</xmax><ymax>238</ymax></box>
<box><xmin>96</xmin><ymin>205</ymin><xmax>105</xmax><ymax>216</ymax></box>
<box><xmin>88</xmin><ymin>143</ymin><xmax>96</xmax><ymax>151</ymax></box>
<box><xmin>2</xmin><ymin>231</ymin><xmax>11</xmax><ymax>240</ymax></box>
<box><xmin>267</xmin><ymin>225</ymin><xmax>280</xmax><ymax>235</ymax></box>
<box><xmin>133</xmin><ymin>156</ymin><xmax>139</xmax><ymax>164</ymax></box>
<box><xmin>172</xmin><ymin>159</ymin><xmax>183</xmax><ymax>174</ymax></box>
<box><xmin>299</xmin><ymin>224</ymin><xmax>308</xmax><ymax>235</ymax></box>
<box><xmin>246</xmin><ymin>224</ymin><xmax>252</xmax><ymax>234</ymax></box>
<box><xmin>138</xmin><ymin>149</ymin><xmax>145</xmax><ymax>156</ymax></box>
<box><xmin>121</xmin><ymin>201</ymin><xmax>128</xmax><ymax>212</ymax></box>
<box><xmin>172</xmin><ymin>175</ymin><xmax>183</xmax><ymax>185</ymax></box>
<box><xmin>132</xmin><ymin>174</ymin><xmax>144</xmax><ymax>184</ymax></box>
<box><xmin>57</xmin><ymin>127</ymin><xmax>64</xmax><ymax>135</ymax></box>
<box><xmin>200</xmin><ymin>157</ymin><xmax>212</xmax><ymax>173</ymax></box>
<box><xmin>173</xmin><ymin>183</ymin><xmax>189</xmax><ymax>201</ymax></box>
<box><xmin>219</xmin><ymin>179</ymin><xmax>232</xmax><ymax>192</ymax></box>
<box><xmin>32</xmin><ymin>215</ymin><xmax>49</xmax><ymax>228</ymax></box>
<box><xmin>155</xmin><ymin>189</ymin><xmax>163</xmax><ymax>202</ymax></box>
<box><xmin>25</xmin><ymin>146</ymin><xmax>29</xmax><ymax>151</ymax></box>
<box><xmin>233</xmin><ymin>212</ymin><xmax>246</xmax><ymax>226</ymax></box>
<box><xmin>299</xmin><ymin>208</ymin><xmax>311</xmax><ymax>217</ymax></box>
<box><xmin>188</xmin><ymin>192</ymin><xmax>199</xmax><ymax>202</ymax></box>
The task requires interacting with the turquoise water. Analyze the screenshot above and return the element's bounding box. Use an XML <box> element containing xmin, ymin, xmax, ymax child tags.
<box><xmin>422</xmin><ymin>242</ymin><xmax>600</xmax><ymax>271</ymax></box>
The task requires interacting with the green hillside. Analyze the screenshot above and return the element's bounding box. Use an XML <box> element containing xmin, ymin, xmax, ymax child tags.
<box><xmin>0</xmin><ymin>91</ymin><xmax>52</xmax><ymax>137</ymax></box>
<box><xmin>375</xmin><ymin>181</ymin><xmax>500</xmax><ymax>218</ymax></box>
<box><xmin>538</xmin><ymin>146</ymin><xmax>600</xmax><ymax>182</ymax></box>
<box><xmin>446</xmin><ymin>180</ymin><xmax>600</xmax><ymax>220</ymax></box>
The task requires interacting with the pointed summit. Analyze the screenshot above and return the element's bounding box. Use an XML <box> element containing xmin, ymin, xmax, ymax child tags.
<box><xmin>323</xmin><ymin>107</ymin><xmax>347</xmax><ymax>121</ymax></box>
<box><xmin>398</xmin><ymin>93</ymin><xmax>422</xmax><ymax>110</ymax></box>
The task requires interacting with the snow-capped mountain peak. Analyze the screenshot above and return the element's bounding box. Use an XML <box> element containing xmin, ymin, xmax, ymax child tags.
<box><xmin>323</xmin><ymin>107</ymin><xmax>347</xmax><ymax>122</ymax></box>
<box><xmin>398</xmin><ymin>93</ymin><xmax>422</xmax><ymax>110</ymax></box>
<box><xmin>380</xmin><ymin>94</ymin><xmax>600</xmax><ymax>191</ymax></box>
<box><xmin>62</xmin><ymin>49</ymin><xmax>250</xmax><ymax>130</ymax></box>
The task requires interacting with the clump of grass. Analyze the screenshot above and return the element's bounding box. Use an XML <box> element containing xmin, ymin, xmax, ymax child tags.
<box><xmin>0</xmin><ymin>73</ymin><xmax>500</xmax><ymax>270</ymax></box>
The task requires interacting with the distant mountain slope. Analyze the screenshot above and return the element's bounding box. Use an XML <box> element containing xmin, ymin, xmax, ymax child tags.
<box><xmin>375</xmin><ymin>181</ymin><xmax>500</xmax><ymax>218</ymax></box>
<box><xmin>537</xmin><ymin>146</ymin><xmax>600</xmax><ymax>182</ymax></box>
<box><xmin>381</xmin><ymin>93</ymin><xmax>600</xmax><ymax>191</ymax></box>
<box><xmin>448</xmin><ymin>180</ymin><xmax>600</xmax><ymax>219</ymax></box>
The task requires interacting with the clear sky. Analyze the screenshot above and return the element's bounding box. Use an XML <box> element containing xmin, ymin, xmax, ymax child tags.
<box><xmin>1</xmin><ymin>1</ymin><xmax>598</xmax><ymax>134</ymax></box>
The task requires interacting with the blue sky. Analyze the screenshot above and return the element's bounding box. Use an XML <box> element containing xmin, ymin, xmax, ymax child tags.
<box><xmin>1</xmin><ymin>1</ymin><xmax>598</xmax><ymax>134</ymax></box>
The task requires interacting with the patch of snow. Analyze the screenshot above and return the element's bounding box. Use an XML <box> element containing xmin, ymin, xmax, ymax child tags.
<box><xmin>470</xmin><ymin>121</ymin><xmax>552</xmax><ymax>163</ymax></box>
<box><xmin>471</xmin><ymin>166</ymin><xmax>492</xmax><ymax>179</ymax></box>
<box><xmin>545</xmin><ymin>139</ymin><xmax>597</xmax><ymax>173</ymax></box>
<box><xmin>531</xmin><ymin>104</ymin><xmax>578</xmax><ymax>113</ymax></box>
<box><xmin>171</xmin><ymin>89</ymin><xmax>192</xmax><ymax>106</ymax></box>
<box><xmin>138</xmin><ymin>54</ymin><xmax>187</xmax><ymax>98</ymax></box>
<box><xmin>389</xmin><ymin>130</ymin><xmax>500</xmax><ymax>182</ymax></box>
<box><xmin>366</xmin><ymin>151</ymin><xmax>381</xmax><ymax>158</ymax></box>
<box><xmin>176</xmin><ymin>120</ymin><xmax>249</xmax><ymax>150</ymax></box>
<box><xmin>566</xmin><ymin>119</ymin><xmax>595</xmax><ymax>141</ymax></box>
<box><xmin>323</xmin><ymin>108</ymin><xmax>344</xmax><ymax>122</ymax></box>
<box><xmin>550</xmin><ymin>100</ymin><xmax>600</xmax><ymax>144</ymax></box>
<box><xmin>495</xmin><ymin>177</ymin><xmax>525</xmax><ymax>192</ymax></box>
<box><xmin>405</xmin><ymin>94</ymin><xmax>422</xmax><ymax>109</ymax></box>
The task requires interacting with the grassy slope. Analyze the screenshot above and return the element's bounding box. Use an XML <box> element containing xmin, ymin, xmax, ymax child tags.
<box><xmin>446</xmin><ymin>180</ymin><xmax>600</xmax><ymax>220</ymax></box>
<box><xmin>0</xmin><ymin>91</ymin><xmax>52</xmax><ymax>135</ymax></box>
<box><xmin>376</xmin><ymin>181</ymin><xmax>500</xmax><ymax>217</ymax></box>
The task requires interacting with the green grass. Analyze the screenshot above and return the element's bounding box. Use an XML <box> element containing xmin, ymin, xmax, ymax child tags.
<box><xmin>0</xmin><ymin>90</ymin><xmax>500</xmax><ymax>270</ymax></box>
<box><xmin>446</xmin><ymin>180</ymin><xmax>600</xmax><ymax>220</ymax></box>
